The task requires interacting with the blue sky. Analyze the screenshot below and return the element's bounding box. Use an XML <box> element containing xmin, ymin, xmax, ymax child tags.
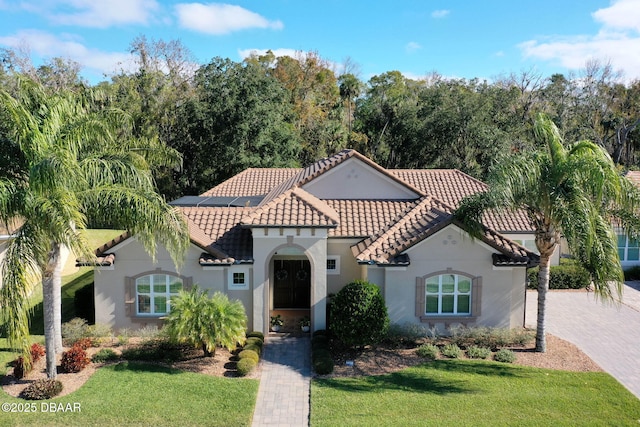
<box><xmin>0</xmin><ymin>0</ymin><xmax>639</xmax><ymax>84</ymax></box>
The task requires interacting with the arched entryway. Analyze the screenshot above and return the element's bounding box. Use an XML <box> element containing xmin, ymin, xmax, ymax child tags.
<box><xmin>270</xmin><ymin>253</ymin><xmax>311</xmax><ymax>332</ymax></box>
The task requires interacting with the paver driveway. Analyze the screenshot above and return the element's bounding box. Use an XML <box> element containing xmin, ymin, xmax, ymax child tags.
<box><xmin>525</xmin><ymin>282</ymin><xmax>640</xmax><ymax>399</ymax></box>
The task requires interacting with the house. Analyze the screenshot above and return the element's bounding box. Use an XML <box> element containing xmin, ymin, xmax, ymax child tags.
<box><xmin>619</xmin><ymin>171</ymin><xmax>640</xmax><ymax>268</ymax></box>
<box><xmin>91</xmin><ymin>149</ymin><xmax>541</xmax><ymax>334</ymax></box>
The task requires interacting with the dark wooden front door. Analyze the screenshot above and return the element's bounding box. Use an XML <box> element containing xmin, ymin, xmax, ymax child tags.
<box><xmin>273</xmin><ymin>260</ymin><xmax>310</xmax><ymax>309</ymax></box>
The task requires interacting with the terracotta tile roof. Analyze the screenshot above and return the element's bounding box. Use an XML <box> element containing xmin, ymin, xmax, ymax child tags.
<box><xmin>351</xmin><ymin>196</ymin><xmax>537</xmax><ymax>266</ymax></box>
<box><xmin>181</xmin><ymin>207</ymin><xmax>254</xmax><ymax>264</ymax></box>
<box><xmin>200</xmin><ymin>168</ymin><xmax>300</xmax><ymax>197</ymax></box>
<box><xmin>390</xmin><ymin>169</ymin><xmax>533</xmax><ymax>232</ymax></box>
<box><xmin>241</xmin><ymin>187</ymin><xmax>339</xmax><ymax>228</ymax></box>
<box><xmin>324</xmin><ymin>199</ymin><xmax>416</xmax><ymax>237</ymax></box>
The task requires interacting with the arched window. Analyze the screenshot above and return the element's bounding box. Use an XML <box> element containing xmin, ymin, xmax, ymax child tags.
<box><xmin>135</xmin><ymin>274</ymin><xmax>183</xmax><ymax>316</ymax></box>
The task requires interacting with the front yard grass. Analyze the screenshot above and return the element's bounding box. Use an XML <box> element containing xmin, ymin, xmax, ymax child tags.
<box><xmin>0</xmin><ymin>361</ymin><xmax>259</xmax><ymax>427</ymax></box>
<box><xmin>311</xmin><ymin>360</ymin><xmax>640</xmax><ymax>427</ymax></box>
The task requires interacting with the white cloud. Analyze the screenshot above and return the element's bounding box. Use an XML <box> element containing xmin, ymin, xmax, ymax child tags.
<box><xmin>405</xmin><ymin>42</ymin><xmax>421</xmax><ymax>53</ymax></box>
<box><xmin>0</xmin><ymin>30</ymin><xmax>135</xmax><ymax>76</ymax></box>
<box><xmin>592</xmin><ymin>0</ymin><xmax>640</xmax><ymax>32</ymax></box>
<box><xmin>32</xmin><ymin>0</ymin><xmax>160</xmax><ymax>28</ymax></box>
<box><xmin>518</xmin><ymin>0</ymin><xmax>640</xmax><ymax>81</ymax></box>
<box><xmin>431</xmin><ymin>9</ymin><xmax>450</xmax><ymax>19</ymax></box>
<box><xmin>175</xmin><ymin>3</ymin><xmax>283</xmax><ymax>35</ymax></box>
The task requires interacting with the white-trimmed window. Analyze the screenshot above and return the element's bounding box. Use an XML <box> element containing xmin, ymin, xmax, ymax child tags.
<box><xmin>618</xmin><ymin>234</ymin><xmax>640</xmax><ymax>261</ymax></box>
<box><xmin>135</xmin><ymin>274</ymin><xmax>183</xmax><ymax>316</ymax></box>
<box><xmin>326</xmin><ymin>256</ymin><xmax>340</xmax><ymax>275</ymax></box>
<box><xmin>424</xmin><ymin>274</ymin><xmax>472</xmax><ymax>315</ymax></box>
<box><xmin>228</xmin><ymin>267</ymin><xmax>250</xmax><ymax>290</ymax></box>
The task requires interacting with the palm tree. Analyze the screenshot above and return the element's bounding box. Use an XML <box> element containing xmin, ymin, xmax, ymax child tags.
<box><xmin>455</xmin><ymin>113</ymin><xmax>640</xmax><ymax>352</ymax></box>
<box><xmin>165</xmin><ymin>287</ymin><xmax>246</xmax><ymax>357</ymax></box>
<box><xmin>0</xmin><ymin>79</ymin><xmax>189</xmax><ymax>377</ymax></box>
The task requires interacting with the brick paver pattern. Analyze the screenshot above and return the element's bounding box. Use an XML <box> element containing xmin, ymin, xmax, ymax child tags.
<box><xmin>526</xmin><ymin>281</ymin><xmax>640</xmax><ymax>399</ymax></box>
<box><xmin>251</xmin><ymin>334</ymin><xmax>311</xmax><ymax>427</ymax></box>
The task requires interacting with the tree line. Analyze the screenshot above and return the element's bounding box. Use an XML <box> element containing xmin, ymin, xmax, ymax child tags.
<box><xmin>2</xmin><ymin>36</ymin><xmax>639</xmax><ymax>201</ymax></box>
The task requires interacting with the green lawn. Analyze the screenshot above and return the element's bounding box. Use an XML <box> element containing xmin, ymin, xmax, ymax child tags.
<box><xmin>0</xmin><ymin>362</ymin><xmax>259</xmax><ymax>427</ymax></box>
<box><xmin>311</xmin><ymin>360</ymin><xmax>640</xmax><ymax>427</ymax></box>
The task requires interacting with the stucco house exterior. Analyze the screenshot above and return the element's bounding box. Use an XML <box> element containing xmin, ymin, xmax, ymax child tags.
<box><xmin>91</xmin><ymin>149</ymin><xmax>541</xmax><ymax>334</ymax></box>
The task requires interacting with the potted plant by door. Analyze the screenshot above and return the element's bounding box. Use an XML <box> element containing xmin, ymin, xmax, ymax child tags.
<box><xmin>299</xmin><ymin>316</ymin><xmax>311</xmax><ymax>332</ymax></box>
<box><xmin>270</xmin><ymin>315</ymin><xmax>283</xmax><ymax>332</ymax></box>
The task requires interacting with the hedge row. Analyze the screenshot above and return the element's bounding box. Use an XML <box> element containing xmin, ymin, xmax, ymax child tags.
<box><xmin>527</xmin><ymin>260</ymin><xmax>590</xmax><ymax>290</ymax></box>
<box><xmin>237</xmin><ymin>332</ymin><xmax>264</xmax><ymax>376</ymax></box>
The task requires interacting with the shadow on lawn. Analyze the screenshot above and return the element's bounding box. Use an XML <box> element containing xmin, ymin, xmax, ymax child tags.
<box><xmin>316</xmin><ymin>360</ymin><xmax>527</xmax><ymax>395</ymax></box>
<box><xmin>110</xmin><ymin>361</ymin><xmax>184</xmax><ymax>375</ymax></box>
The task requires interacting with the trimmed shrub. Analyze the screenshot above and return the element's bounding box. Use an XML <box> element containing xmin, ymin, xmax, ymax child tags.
<box><xmin>330</xmin><ymin>280</ymin><xmax>389</xmax><ymax>348</ymax></box>
<box><xmin>448</xmin><ymin>326</ymin><xmax>534</xmax><ymax>350</ymax></box>
<box><xmin>312</xmin><ymin>348</ymin><xmax>332</xmax><ymax>362</ymax></box>
<box><xmin>313</xmin><ymin>356</ymin><xmax>334</xmax><ymax>375</ymax></box>
<box><xmin>494</xmin><ymin>349</ymin><xmax>516</xmax><ymax>363</ymax></box>
<box><xmin>237</xmin><ymin>358</ymin><xmax>257</xmax><ymax>376</ymax></box>
<box><xmin>527</xmin><ymin>259</ymin><xmax>590</xmax><ymax>290</ymax></box>
<box><xmin>243</xmin><ymin>343</ymin><xmax>262</xmax><ymax>356</ymax></box>
<box><xmin>441</xmin><ymin>343</ymin><xmax>462</xmax><ymax>359</ymax></box>
<box><xmin>61</xmin><ymin>317</ymin><xmax>89</xmax><ymax>346</ymax></box>
<box><xmin>91</xmin><ymin>348</ymin><xmax>119</xmax><ymax>363</ymax></box>
<box><xmin>246</xmin><ymin>331</ymin><xmax>264</xmax><ymax>341</ymax></box>
<box><xmin>30</xmin><ymin>343</ymin><xmax>45</xmax><ymax>363</ymax></box>
<box><xmin>121</xmin><ymin>339</ymin><xmax>185</xmax><ymax>363</ymax></box>
<box><xmin>311</xmin><ymin>335</ymin><xmax>329</xmax><ymax>351</ymax></box>
<box><xmin>21</xmin><ymin>379</ymin><xmax>63</xmax><ymax>400</ymax></box>
<box><xmin>87</xmin><ymin>323</ymin><xmax>113</xmax><ymax>345</ymax></box>
<box><xmin>416</xmin><ymin>343</ymin><xmax>439</xmax><ymax>360</ymax></box>
<box><xmin>238</xmin><ymin>349</ymin><xmax>260</xmax><ymax>364</ymax></box>
<box><xmin>61</xmin><ymin>346</ymin><xmax>90</xmax><ymax>373</ymax></box>
<box><xmin>117</xmin><ymin>328</ymin><xmax>132</xmax><ymax>346</ymax></box>
<box><xmin>245</xmin><ymin>337</ymin><xmax>263</xmax><ymax>349</ymax></box>
<box><xmin>466</xmin><ymin>345</ymin><xmax>492</xmax><ymax>359</ymax></box>
<box><xmin>385</xmin><ymin>322</ymin><xmax>430</xmax><ymax>347</ymax></box>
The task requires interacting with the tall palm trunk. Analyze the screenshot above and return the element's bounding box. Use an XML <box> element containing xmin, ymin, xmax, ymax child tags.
<box><xmin>535</xmin><ymin>252</ymin><xmax>552</xmax><ymax>352</ymax></box>
<box><xmin>43</xmin><ymin>242</ymin><xmax>64</xmax><ymax>378</ymax></box>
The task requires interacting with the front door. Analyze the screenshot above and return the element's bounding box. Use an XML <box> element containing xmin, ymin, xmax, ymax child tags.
<box><xmin>273</xmin><ymin>259</ymin><xmax>311</xmax><ymax>309</ymax></box>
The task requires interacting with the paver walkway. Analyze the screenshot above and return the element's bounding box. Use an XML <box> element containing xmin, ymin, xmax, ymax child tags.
<box><xmin>251</xmin><ymin>334</ymin><xmax>311</xmax><ymax>427</ymax></box>
<box><xmin>525</xmin><ymin>281</ymin><xmax>640</xmax><ymax>399</ymax></box>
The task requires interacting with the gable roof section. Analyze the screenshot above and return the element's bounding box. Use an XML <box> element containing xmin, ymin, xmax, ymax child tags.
<box><xmin>351</xmin><ymin>196</ymin><xmax>537</xmax><ymax>267</ymax></box>
<box><xmin>182</xmin><ymin>207</ymin><xmax>253</xmax><ymax>265</ymax></box>
<box><xmin>200</xmin><ymin>168</ymin><xmax>300</xmax><ymax>197</ymax></box>
<box><xmin>260</xmin><ymin>149</ymin><xmax>425</xmax><ymax>206</ymax></box>
<box><xmin>324</xmin><ymin>199</ymin><xmax>416</xmax><ymax>237</ymax></box>
<box><xmin>390</xmin><ymin>169</ymin><xmax>533</xmax><ymax>232</ymax></box>
<box><xmin>240</xmin><ymin>187</ymin><xmax>339</xmax><ymax>228</ymax></box>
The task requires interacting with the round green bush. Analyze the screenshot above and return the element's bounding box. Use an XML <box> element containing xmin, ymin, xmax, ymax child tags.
<box><xmin>246</xmin><ymin>331</ymin><xmax>264</xmax><ymax>340</ymax></box>
<box><xmin>237</xmin><ymin>358</ymin><xmax>257</xmax><ymax>376</ymax></box>
<box><xmin>238</xmin><ymin>349</ymin><xmax>260</xmax><ymax>363</ymax></box>
<box><xmin>245</xmin><ymin>337</ymin><xmax>263</xmax><ymax>348</ymax></box>
<box><xmin>311</xmin><ymin>335</ymin><xmax>328</xmax><ymax>349</ymax></box>
<box><xmin>494</xmin><ymin>348</ymin><xmax>516</xmax><ymax>363</ymax></box>
<box><xmin>441</xmin><ymin>343</ymin><xmax>462</xmax><ymax>359</ymax></box>
<box><xmin>313</xmin><ymin>356</ymin><xmax>334</xmax><ymax>375</ymax></box>
<box><xmin>416</xmin><ymin>343</ymin><xmax>439</xmax><ymax>359</ymax></box>
<box><xmin>312</xmin><ymin>348</ymin><xmax>332</xmax><ymax>362</ymax></box>
<box><xmin>330</xmin><ymin>280</ymin><xmax>389</xmax><ymax>348</ymax></box>
<box><xmin>466</xmin><ymin>345</ymin><xmax>492</xmax><ymax>359</ymax></box>
<box><xmin>243</xmin><ymin>343</ymin><xmax>262</xmax><ymax>356</ymax></box>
